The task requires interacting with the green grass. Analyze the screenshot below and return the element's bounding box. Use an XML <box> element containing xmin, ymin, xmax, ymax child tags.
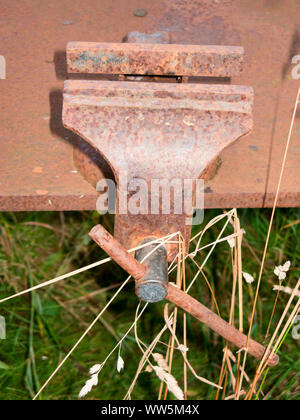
<box><xmin>0</xmin><ymin>209</ymin><xmax>299</xmax><ymax>400</ymax></box>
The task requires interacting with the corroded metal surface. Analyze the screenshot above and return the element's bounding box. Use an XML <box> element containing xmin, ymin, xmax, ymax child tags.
<box><xmin>0</xmin><ymin>0</ymin><xmax>299</xmax><ymax>211</ymax></box>
<box><xmin>67</xmin><ymin>42</ymin><xmax>244</xmax><ymax>77</ymax></box>
<box><xmin>63</xmin><ymin>80</ymin><xmax>253</xmax><ymax>258</ymax></box>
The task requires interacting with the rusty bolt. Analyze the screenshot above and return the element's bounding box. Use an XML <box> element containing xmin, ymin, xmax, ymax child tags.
<box><xmin>135</xmin><ymin>238</ymin><xmax>168</xmax><ymax>303</ymax></box>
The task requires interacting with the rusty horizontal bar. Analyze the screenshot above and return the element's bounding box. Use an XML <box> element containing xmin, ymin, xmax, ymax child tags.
<box><xmin>1</xmin><ymin>192</ymin><xmax>300</xmax><ymax>212</ymax></box>
<box><xmin>66</xmin><ymin>42</ymin><xmax>244</xmax><ymax>77</ymax></box>
<box><xmin>63</xmin><ymin>79</ymin><xmax>253</xmax><ymax>110</ymax></box>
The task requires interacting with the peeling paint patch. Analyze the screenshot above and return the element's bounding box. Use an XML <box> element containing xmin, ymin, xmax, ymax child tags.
<box><xmin>73</xmin><ymin>51</ymin><xmax>127</xmax><ymax>72</ymax></box>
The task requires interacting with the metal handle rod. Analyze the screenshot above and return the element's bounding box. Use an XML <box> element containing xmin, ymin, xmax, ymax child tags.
<box><xmin>166</xmin><ymin>284</ymin><xmax>279</xmax><ymax>367</ymax></box>
<box><xmin>89</xmin><ymin>224</ymin><xmax>279</xmax><ymax>367</ymax></box>
<box><xmin>89</xmin><ymin>225</ymin><xmax>146</xmax><ymax>281</ymax></box>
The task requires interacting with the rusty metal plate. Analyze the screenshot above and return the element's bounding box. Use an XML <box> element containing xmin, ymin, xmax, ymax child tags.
<box><xmin>0</xmin><ymin>0</ymin><xmax>299</xmax><ymax>211</ymax></box>
<box><xmin>66</xmin><ymin>42</ymin><xmax>244</xmax><ymax>77</ymax></box>
<box><xmin>62</xmin><ymin>80</ymin><xmax>253</xmax><ymax>255</ymax></box>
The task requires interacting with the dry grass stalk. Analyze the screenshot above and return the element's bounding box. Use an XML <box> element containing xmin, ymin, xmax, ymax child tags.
<box><xmin>225</xmin><ymin>349</ymin><xmax>236</xmax><ymax>391</ymax></box>
<box><xmin>189</xmin><ymin>256</ymin><xmax>221</xmax><ymax>316</ymax></box>
<box><xmin>152</xmin><ymin>353</ymin><xmax>169</xmax><ymax>371</ymax></box>
<box><xmin>216</xmin><ymin>210</ymin><xmax>239</xmax><ymax>399</ymax></box>
<box><xmin>162</xmin><ymin>235</ymin><xmax>184</xmax><ymax>400</ymax></box>
<box><xmin>234</xmin><ymin>211</ymin><xmax>244</xmax><ymax>400</ymax></box>
<box><xmin>125</xmin><ymin>324</ymin><xmax>170</xmax><ymax>399</ymax></box>
<box><xmin>0</xmin><ymin>232</ymin><xmax>178</xmax><ymax>305</ymax></box>
<box><xmin>157</xmin><ymin>340</ymin><xmax>171</xmax><ymax>400</ymax></box>
<box><xmin>153</xmin><ymin>366</ymin><xmax>184</xmax><ymax>400</ymax></box>
<box><xmin>246</xmin><ymin>279</ymin><xmax>300</xmax><ymax>400</ymax></box>
<box><xmin>182</xmin><ymin>238</ymin><xmax>188</xmax><ymax>400</ymax></box>
<box><xmin>237</xmin><ymin>89</ymin><xmax>300</xmax><ymax>399</ymax></box>
<box><xmin>163</xmin><ymin>304</ymin><xmax>222</xmax><ymax>390</ymax></box>
<box><xmin>78</xmin><ymin>301</ymin><xmax>148</xmax><ymax>399</ymax></box>
<box><xmin>225</xmin><ymin>348</ymin><xmax>254</xmax><ymax>391</ymax></box>
<box><xmin>273</xmin><ymin>285</ymin><xmax>300</xmax><ymax>298</ymax></box>
<box><xmin>33</xmin><ymin>273</ymin><xmax>133</xmax><ymax>400</ymax></box>
<box><xmin>225</xmin><ymin>390</ymin><xmax>246</xmax><ymax>400</ymax></box>
<box><xmin>186</xmin><ymin>210</ymin><xmax>236</xmax><ymax>294</ymax></box>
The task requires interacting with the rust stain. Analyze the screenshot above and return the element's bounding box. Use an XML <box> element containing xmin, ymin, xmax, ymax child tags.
<box><xmin>63</xmin><ymin>79</ymin><xmax>253</xmax><ymax>259</ymax></box>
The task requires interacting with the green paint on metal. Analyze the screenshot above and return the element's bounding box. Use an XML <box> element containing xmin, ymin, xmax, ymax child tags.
<box><xmin>73</xmin><ymin>51</ymin><xmax>127</xmax><ymax>70</ymax></box>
